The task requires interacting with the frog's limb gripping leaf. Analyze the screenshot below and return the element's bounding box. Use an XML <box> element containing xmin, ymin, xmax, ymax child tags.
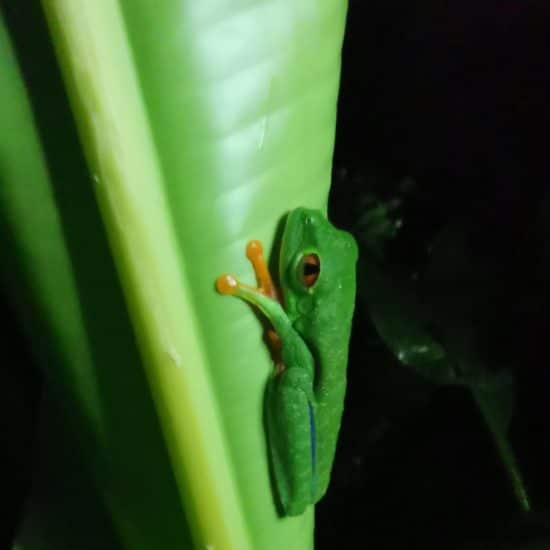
<box><xmin>216</xmin><ymin>267</ymin><xmax>317</xmax><ymax>515</ymax></box>
<box><xmin>266</xmin><ymin>368</ymin><xmax>316</xmax><ymax>517</ymax></box>
<box><xmin>216</xmin><ymin>241</ymin><xmax>318</xmax><ymax>516</ymax></box>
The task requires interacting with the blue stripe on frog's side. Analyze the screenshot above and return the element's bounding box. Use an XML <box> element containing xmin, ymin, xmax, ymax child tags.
<box><xmin>308</xmin><ymin>401</ymin><xmax>317</xmax><ymax>498</ymax></box>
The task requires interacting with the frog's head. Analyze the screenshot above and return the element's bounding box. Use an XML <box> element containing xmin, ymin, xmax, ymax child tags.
<box><xmin>279</xmin><ymin>208</ymin><xmax>358</xmax><ymax>339</ymax></box>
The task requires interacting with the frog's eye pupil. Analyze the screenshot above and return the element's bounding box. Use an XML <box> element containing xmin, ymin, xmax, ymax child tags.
<box><xmin>299</xmin><ymin>254</ymin><xmax>320</xmax><ymax>288</ymax></box>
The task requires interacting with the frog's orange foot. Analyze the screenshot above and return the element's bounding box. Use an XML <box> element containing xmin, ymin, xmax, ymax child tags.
<box><xmin>216</xmin><ymin>274</ymin><xmax>240</xmax><ymax>295</ymax></box>
<box><xmin>245</xmin><ymin>239</ymin><xmax>277</xmax><ymax>299</ymax></box>
<box><xmin>216</xmin><ymin>240</ymin><xmax>279</xmax><ymax>302</ymax></box>
<box><xmin>246</xmin><ymin>239</ymin><xmax>263</xmax><ymax>260</ymax></box>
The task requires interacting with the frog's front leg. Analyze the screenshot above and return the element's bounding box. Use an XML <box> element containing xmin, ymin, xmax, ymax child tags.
<box><xmin>217</xmin><ymin>240</ymin><xmax>283</xmax><ymax>366</ymax></box>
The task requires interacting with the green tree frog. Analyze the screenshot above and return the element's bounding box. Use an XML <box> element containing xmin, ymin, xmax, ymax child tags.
<box><xmin>216</xmin><ymin>208</ymin><xmax>358</xmax><ymax>516</ymax></box>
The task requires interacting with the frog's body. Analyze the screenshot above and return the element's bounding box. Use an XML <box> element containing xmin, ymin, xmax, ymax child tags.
<box><xmin>216</xmin><ymin>208</ymin><xmax>357</xmax><ymax>516</ymax></box>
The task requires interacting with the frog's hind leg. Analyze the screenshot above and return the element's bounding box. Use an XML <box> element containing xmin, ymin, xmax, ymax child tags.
<box><xmin>266</xmin><ymin>368</ymin><xmax>315</xmax><ymax>517</ymax></box>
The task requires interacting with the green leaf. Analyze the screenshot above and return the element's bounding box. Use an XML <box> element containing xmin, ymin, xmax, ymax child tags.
<box><xmin>2</xmin><ymin>0</ymin><xmax>348</xmax><ymax>547</ymax></box>
<box><xmin>1</xmin><ymin>9</ymin><xmax>193</xmax><ymax>548</ymax></box>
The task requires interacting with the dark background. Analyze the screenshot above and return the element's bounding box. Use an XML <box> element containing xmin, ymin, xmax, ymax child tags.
<box><xmin>320</xmin><ymin>1</ymin><xmax>550</xmax><ymax>548</ymax></box>
<box><xmin>2</xmin><ymin>1</ymin><xmax>550</xmax><ymax>548</ymax></box>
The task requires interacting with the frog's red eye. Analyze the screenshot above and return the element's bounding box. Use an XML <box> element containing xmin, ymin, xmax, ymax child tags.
<box><xmin>298</xmin><ymin>254</ymin><xmax>320</xmax><ymax>288</ymax></box>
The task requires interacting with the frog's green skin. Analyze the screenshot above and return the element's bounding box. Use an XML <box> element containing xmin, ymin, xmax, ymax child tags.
<box><xmin>218</xmin><ymin>208</ymin><xmax>358</xmax><ymax>516</ymax></box>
